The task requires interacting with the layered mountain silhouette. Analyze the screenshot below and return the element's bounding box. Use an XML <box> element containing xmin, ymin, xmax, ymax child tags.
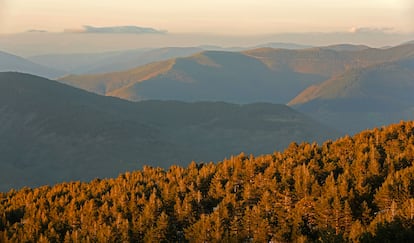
<box><xmin>320</xmin><ymin>44</ymin><xmax>370</xmax><ymax>52</ymax></box>
<box><xmin>58</xmin><ymin>50</ymin><xmax>325</xmax><ymax>104</ymax></box>
<box><xmin>29</xmin><ymin>47</ymin><xmax>204</xmax><ymax>74</ymax></box>
<box><xmin>0</xmin><ymin>72</ymin><xmax>339</xmax><ymax>191</ymax></box>
<box><xmin>28</xmin><ymin>43</ymin><xmax>312</xmax><ymax>75</ymax></box>
<box><xmin>254</xmin><ymin>42</ymin><xmax>313</xmax><ymax>49</ymax></box>
<box><xmin>59</xmin><ymin>44</ymin><xmax>414</xmax><ymax>104</ymax></box>
<box><xmin>244</xmin><ymin>44</ymin><xmax>414</xmax><ymax>76</ymax></box>
<box><xmin>0</xmin><ymin>50</ymin><xmax>64</xmax><ymax>78</ymax></box>
<box><xmin>289</xmin><ymin>54</ymin><xmax>414</xmax><ymax>133</ymax></box>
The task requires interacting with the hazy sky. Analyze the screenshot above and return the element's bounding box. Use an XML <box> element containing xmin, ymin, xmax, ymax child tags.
<box><xmin>1</xmin><ymin>0</ymin><xmax>413</xmax><ymax>34</ymax></box>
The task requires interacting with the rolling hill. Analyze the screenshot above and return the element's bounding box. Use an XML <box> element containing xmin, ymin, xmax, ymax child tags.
<box><xmin>59</xmin><ymin>50</ymin><xmax>327</xmax><ymax>104</ymax></box>
<box><xmin>0</xmin><ymin>72</ymin><xmax>339</xmax><ymax>191</ymax></box>
<box><xmin>59</xmin><ymin>44</ymin><xmax>414</xmax><ymax>104</ymax></box>
<box><xmin>289</xmin><ymin>57</ymin><xmax>414</xmax><ymax>133</ymax></box>
<box><xmin>0</xmin><ymin>50</ymin><xmax>64</xmax><ymax>78</ymax></box>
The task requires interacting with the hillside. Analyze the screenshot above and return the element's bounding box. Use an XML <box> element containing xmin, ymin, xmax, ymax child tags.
<box><xmin>59</xmin><ymin>44</ymin><xmax>414</xmax><ymax>104</ymax></box>
<box><xmin>1</xmin><ymin>121</ymin><xmax>414</xmax><ymax>242</ymax></box>
<box><xmin>0</xmin><ymin>50</ymin><xmax>64</xmax><ymax>78</ymax></box>
<box><xmin>59</xmin><ymin>50</ymin><xmax>327</xmax><ymax>104</ymax></box>
<box><xmin>289</xmin><ymin>57</ymin><xmax>414</xmax><ymax>133</ymax></box>
<box><xmin>0</xmin><ymin>72</ymin><xmax>339</xmax><ymax>191</ymax></box>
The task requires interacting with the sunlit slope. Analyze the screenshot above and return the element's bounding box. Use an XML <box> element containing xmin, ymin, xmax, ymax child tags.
<box><xmin>60</xmin><ymin>44</ymin><xmax>414</xmax><ymax>104</ymax></box>
<box><xmin>2</xmin><ymin>121</ymin><xmax>414</xmax><ymax>242</ymax></box>
<box><xmin>60</xmin><ymin>50</ymin><xmax>326</xmax><ymax>103</ymax></box>
<box><xmin>61</xmin><ymin>59</ymin><xmax>176</xmax><ymax>97</ymax></box>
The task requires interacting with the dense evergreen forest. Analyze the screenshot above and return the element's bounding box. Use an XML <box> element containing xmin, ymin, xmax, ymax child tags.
<box><xmin>1</xmin><ymin>121</ymin><xmax>414</xmax><ymax>242</ymax></box>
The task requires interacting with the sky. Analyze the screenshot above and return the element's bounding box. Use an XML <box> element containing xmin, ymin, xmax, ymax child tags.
<box><xmin>0</xmin><ymin>0</ymin><xmax>413</xmax><ymax>35</ymax></box>
<box><xmin>0</xmin><ymin>0</ymin><xmax>413</xmax><ymax>55</ymax></box>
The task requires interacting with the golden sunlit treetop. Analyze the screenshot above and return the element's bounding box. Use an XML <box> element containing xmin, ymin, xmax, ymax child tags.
<box><xmin>1</xmin><ymin>121</ymin><xmax>414</xmax><ymax>242</ymax></box>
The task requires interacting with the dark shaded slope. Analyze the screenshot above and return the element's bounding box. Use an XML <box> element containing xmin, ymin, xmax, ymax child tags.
<box><xmin>0</xmin><ymin>72</ymin><xmax>340</xmax><ymax>191</ymax></box>
<box><xmin>129</xmin><ymin>100</ymin><xmax>340</xmax><ymax>163</ymax></box>
<box><xmin>0</xmin><ymin>72</ymin><xmax>171</xmax><ymax>191</ymax></box>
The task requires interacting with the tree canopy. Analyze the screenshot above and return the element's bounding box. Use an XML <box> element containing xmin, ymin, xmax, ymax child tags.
<box><xmin>1</xmin><ymin>121</ymin><xmax>414</xmax><ymax>242</ymax></box>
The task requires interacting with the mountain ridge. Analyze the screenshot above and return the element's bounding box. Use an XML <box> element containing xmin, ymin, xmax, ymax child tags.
<box><xmin>289</xmin><ymin>57</ymin><xmax>414</xmax><ymax>133</ymax></box>
<box><xmin>29</xmin><ymin>47</ymin><xmax>203</xmax><ymax>74</ymax></box>
<box><xmin>0</xmin><ymin>72</ymin><xmax>339</xmax><ymax>191</ymax></box>
<box><xmin>59</xmin><ymin>44</ymin><xmax>414</xmax><ymax>104</ymax></box>
<box><xmin>0</xmin><ymin>50</ymin><xmax>64</xmax><ymax>78</ymax></box>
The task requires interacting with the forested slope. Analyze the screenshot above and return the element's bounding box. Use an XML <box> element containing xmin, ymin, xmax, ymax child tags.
<box><xmin>0</xmin><ymin>72</ymin><xmax>338</xmax><ymax>191</ymax></box>
<box><xmin>1</xmin><ymin>121</ymin><xmax>414</xmax><ymax>242</ymax></box>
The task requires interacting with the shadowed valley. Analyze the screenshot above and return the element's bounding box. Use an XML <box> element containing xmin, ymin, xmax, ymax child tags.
<box><xmin>0</xmin><ymin>72</ymin><xmax>339</xmax><ymax>191</ymax></box>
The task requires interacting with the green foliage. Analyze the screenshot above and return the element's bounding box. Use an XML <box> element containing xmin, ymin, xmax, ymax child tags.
<box><xmin>1</xmin><ymin>121</ymin><xmax>414</xmax><ymax>242</ymax></box>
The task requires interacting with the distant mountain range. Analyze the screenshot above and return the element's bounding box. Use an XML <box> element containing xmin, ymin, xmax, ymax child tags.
<box><xmin>28</xmin><ymin>47</ymin><xmax>204</xmax><ymax>74</ymax></box>
<box><xmin>28</xmin><ymin>44</ymin><xmax>312</xmax><ymax>75</ymax></box>
<box><xmin>59</xmin><ymin>44</ymin><xmax>414</xmax><ymax>105</ymax></box>
<box><xmin>0</xmin><ymin>72</ymin><xmax>339</xmax><ymax>191</ymax></box>
<box><xmin>319</xmin><ymin>44</ymin><xmax>370</xmax><ymax>52</ymax></box>
<box><xmin>244</xmin><ymin>44</ymin><xmax>414</xmax><ymax>76</ymax></box>
<box><xmin>254</xmin><ymin>42</ymin><xmax>313</xmax><ymax>49</ymax></box>
<box><xmin>289</xmin><ymin>55</ymin><xmax>414</xmax><ymax>133</ymax></box>
<box><xmin>59</xmin><ymin>50</ymin><xmax>325</xmax><ymax>104</ymax></box>
<box><xmin>5</xmin><ymin>42</ymin><xmax>414</xmax><ymax>135</ymax></box>
<box><xmin>0</xmin><ymin>50</ymin><xmax>64</xmax><ymax>78</ymax></box>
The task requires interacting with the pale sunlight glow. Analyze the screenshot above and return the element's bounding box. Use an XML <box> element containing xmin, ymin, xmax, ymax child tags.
<box><xmin>1</xmin><ymin>0</ymin><xmax>411</xmax><ymax>34</ymax></box>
